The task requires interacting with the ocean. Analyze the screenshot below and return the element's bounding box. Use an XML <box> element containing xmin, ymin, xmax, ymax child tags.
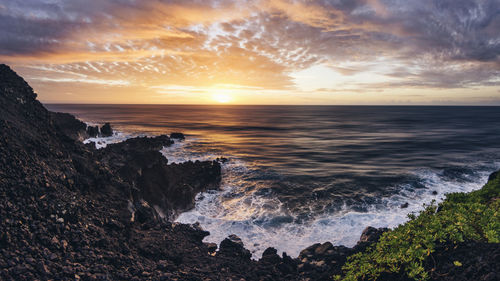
<box><xmin>45</xmin><ymin>104</ymin><xmax>500</xmax><ymax>258</ymax></box>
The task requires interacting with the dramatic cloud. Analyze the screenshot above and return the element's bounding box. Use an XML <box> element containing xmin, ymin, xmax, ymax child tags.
<box><xmin>0</xmin><ymin>0</ymin><xmax>498</xmax><ymax>104</ymax></box>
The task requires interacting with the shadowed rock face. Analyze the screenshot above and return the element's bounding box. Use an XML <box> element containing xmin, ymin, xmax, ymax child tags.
<box><xmin>0</xmin><ymin>64</ymin><xmax>231</xmax><ymax>280</ymax></box>
<box><xmin>100</xmin><ymin>122</ymin><xmax>113</xmax><ymax>137</ymax></box>
<box><xmin>98</xmin><ymin>135</ymin><xmax>221</xmax><ymax>219</ymax></box>
<box><xmin>50</xmin><ymin>112</ymin><xmax>88</xmax><ymax>141</ymax></box>
<box><xmin>86</xmin><ymin>125</ymin><xmax>99</xmax><ymax>137</ymax></box>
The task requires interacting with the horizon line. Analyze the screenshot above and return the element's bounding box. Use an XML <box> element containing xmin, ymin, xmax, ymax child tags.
<box><xmin>42</xmin><ymin>102</ymin><xmax>500</xmax><ymax>107</ymax></box>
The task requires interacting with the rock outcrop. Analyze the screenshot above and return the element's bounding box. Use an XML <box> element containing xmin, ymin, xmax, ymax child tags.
<box><xmin>50</xmin><ymin>112</ymin><xmax>88</xmax><ymax>141</ymax></box>
<box><xmin>0</xmin><ymin>64</ymin><xmax>230</xmax><ymax>280</ymax></box>
<box><xmin>98</xmin><ymin>135</ymin><xmax>221</xmax><ymax>219</ymax></box>
<box><xmin>100</xmin><ymin>122</ymin><xmax>113</xmax><ymax>137</ymax></box>
<box><xmin>170</xmin><ymin>132</ymin><xmax>185</xmax><ymax>140</ymax></box>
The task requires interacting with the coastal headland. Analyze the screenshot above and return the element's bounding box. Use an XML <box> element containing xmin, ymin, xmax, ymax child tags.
<box><xmin>0</xmin><ymin>64</ymin><xmax>498</xmax><ymax>280</ymax></box>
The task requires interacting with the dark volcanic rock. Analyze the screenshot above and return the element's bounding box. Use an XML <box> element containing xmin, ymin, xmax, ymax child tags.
<box><xmin>0</xmin><ymin>64</ymin><xmax>235</xmax><ymax>280</ymax></box>
<box><xmin>170</xmin><ymin>132</ymin><xmax>185</xmax><ymax>140</ymax></box>
<box><xmin>216</xmin><ymin>157</ymin><xmax>229</xmax><ymax>163</ymax></box>
<box><xmin>99</xmin><ymin>135</ymin><xmax>221</xmax><ymax>219</ymax></box>
<box><xmin>359</xmin><ymin>226</ymin><xmax>388</xmax><ymax>244</ymax></box>
<box><xmin>86</xmin><ymin>125</ymin><xmax>99</xmax><ymax>137</ymax></box>
<box><xmin>354</xmin><ymin>226</ymin><xmax>389</xmax><ymax>252</ymax></box>
<box><xmin>488</xmin><ymin>170</ymin><xmax>499</xmax><ymax>181</ymax></box>
<box><xmin>425</xmin><ymin>241</ymin><xmax>500</xmax><ymax>281</ymax></box>
<box><xmin>218</xmin><ymin>235</ymin><xmax>252</xmax><ymax>260</ymax></box>
<box><xmin>50</xmin><ymin>112</ymin><xmax>88</xmax><ymax>141</ymax></box>
<box><xmin>100</xmin><ymin>122</ymin><xmax>113</xmax><ymax>137</ymax></box>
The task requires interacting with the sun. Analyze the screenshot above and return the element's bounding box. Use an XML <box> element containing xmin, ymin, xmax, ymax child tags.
<box><xmin>212</xmin><ymin>93</ymin><xmax>232</xmax><ymax>103</ymax></box>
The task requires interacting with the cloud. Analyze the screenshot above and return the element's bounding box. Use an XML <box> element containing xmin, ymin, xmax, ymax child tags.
<box><xmin>29</xmin><ymin>77</ymin><xmax>130</xmax><ymax>86</ymax></box>
<box><xmin>0</xmin><ymin>0</ymin><xmax>498</xmax><ymax>98</ymax></box>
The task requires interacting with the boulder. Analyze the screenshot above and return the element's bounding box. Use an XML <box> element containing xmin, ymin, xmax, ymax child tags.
<box><xmin>261</xmin><ymin>247</ymin><xmax>281</xmax><ymax>264</ymax></box>
<box><xmin>299</xmin><ymin>243</ymin><xmax>321</xmax><ymax>259</ymax></box>
<box><xmin>359</xmin><ymin>226</ymin><xmax>388</xmax><ymax>243</ymax></box>
<box><xmin>86</xmin><ymin>126</ymin><xmax>99</xmax><ymax>138</ymax></box>
<box><xmin>314</xmin><ymin>242</ymin><xmax>334</xmax><ymax>256</ymax></box>
<box><xmin>100</xmin><ymin>123</ymin><xmax>113</xmax><ymax>137</ymax></box>
<box><xmin>354</xmin><ymin>226</ymin><xmax>389</xmax><ymax>252</ymax></box>
<box><xmin>218</xmin><ymin>235</ymin><xmax>251</xmax><ymax>260</ymax></box>
<box><xmin>133</xmin><ymin>200</ymin><xmax>160</xmax><ymax>227</ymax></box>
<box><xmin>205</xmin><ymin>243</ymin><xmax>218</xmax><ymax>254</ymax></box>
<box><xmin>488</xmin><ymin>170</ymin><xmax>499</xmax><ymax>181</ymax></box>
<box><xmin>170</xmin><ymin>132</ymin><xmax>185</xmax><ymax>140</ymax></box>
<box><xmin>216</xmin><ymin>157</ymin><xmax>229</xmax><ymax>163</ymax></box>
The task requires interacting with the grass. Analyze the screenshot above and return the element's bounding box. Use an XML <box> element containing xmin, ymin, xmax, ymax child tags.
<box><xmin>335</xmin><ymin>171</ymin><xmax>500</xmax><ymax>281</ymax></box>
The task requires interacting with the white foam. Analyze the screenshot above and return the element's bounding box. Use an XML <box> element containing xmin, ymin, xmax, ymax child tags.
<box><xmin>83</xmin><ymin>131</ymin><xmax>132</xmax><ymax>149</ymax></box>
<box><xmin>82</xmin><ymin>127</ymin><xmax>500</xmax><ymax>259</ymax></box>
<box><xmin>176</xmin><ymin>164</ymin><xmax>499</xmax><ymax>259</ymax></box>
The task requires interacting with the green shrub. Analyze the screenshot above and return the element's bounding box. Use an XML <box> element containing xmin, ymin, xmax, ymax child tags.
<box><xmin>340</xmin><ymin>172</ymin><xmax>500</xmax><ymax>280</ymax></box>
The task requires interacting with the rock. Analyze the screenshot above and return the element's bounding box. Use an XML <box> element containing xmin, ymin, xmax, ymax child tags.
<box><xmin>401</xmin><ymin>202</ymin><xmax>409</xmax><ymax>208</ymax></box>
<box><xmin>61</xmin><ymin>240</ymin><xmax>68</xmax><ymax>250</ymax></box>
<box><xmin>99</xmin><ymin>135</ymin><xmax>219</xmax><ymax>220</ymax></box>
<box><xmin>132</xmin><ymin>201</ymin><xmax>159</xmax><ymax>226</ymax></box>
<box><xmin>354</xmin><ymin>226</ymin><xmax>389</xmax><ymax>253</ymax></box>
<box><xmin>216</xmin><ymin>157</ymin><xmax>229</xmax><ymax>163</ymax></box>
<box><xmin>311</xmin><ymin>260</ymin><xmax>326</xmax><ymax>268</ymax></box>
<box><xmin>261</xmin><ymin>247</ymin><xmax>281</xmax><ymax>264</ymax></box>
<box><xmin>423</xmin><ymin>241</ymin><xmax>500</xmax><ymax>281</ymax></box>
<box><xmin>205</xmin><ymin>243</ymin><xmax>217</xmax><ymax>254</ymax></box>
<box><xmin>100</xmin><ymin>123</ymin><xmax>113</xmax><ymax>137</ymax></box>
<box><xmin>86</xmin><ymin>126</ymin><xmax>99</xmax><ymax>138</ymax></box>
<box><xmin>299</xmin><ymin>243</ymin><xmax>321</xmax><ymax>259</ymax></box>
<box><xmin>50</xmin><ymin>112</ymin><xmax>88</xmax><ymax>141</ymax></box>
<box><xmin>227</xmin><ymin>234</ymin><xmax>244</xmax><ymax>246</ymax></box>
<box><xmin>432</xmin><ymin>190</ymin><xmax>438</xmax><ymax>195</ymax></box>
<box><xmin>359</xmin><ymin>226</ymin><xmax>388</xmax><ymax>243</ymax></box>
<box><xmin>218</xmin><ymin>235</ymin><xmax>251</xmax><ymax>260</ymax></box>
<box><xmin>314</xmin><ymin>242</ymin><xmax>333</xmax><ymax>256</ymax></box>
<box><xmin>51</xmin><ymin>236</ymin><xmax>59</xmax><ymax>246</ymax></box>
<box><xmin>169</xmin><ymin>132</ymin><xmax>185</xmax><ymax>140</ymax></box>
<box><xmin>488</xmin><ymin>170</ymin><xmax>499</xmax><ymax>181</ymax></box>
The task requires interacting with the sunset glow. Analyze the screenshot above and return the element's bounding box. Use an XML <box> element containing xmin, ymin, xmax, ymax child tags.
<box><xmin>0</xmin><ymin>0</ymin><xmax>498</xmax><ymax>105</ymax></box>
<box><xmin>212</xmin><ymin>93</ymin><xmax>232</xmax><ymax>104</ymax></box>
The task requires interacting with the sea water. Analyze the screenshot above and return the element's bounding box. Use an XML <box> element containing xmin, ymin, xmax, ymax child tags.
<box><xmin>46</xmin><ymin>104</ymin><xmax>500</xmax><ymax>258</ymax></box>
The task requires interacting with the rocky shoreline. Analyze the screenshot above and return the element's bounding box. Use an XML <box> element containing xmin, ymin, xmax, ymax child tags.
<box><xmin>1</xmin><ymin>64</ymin><xmax>498</xmax><ymax>280</ymax></box>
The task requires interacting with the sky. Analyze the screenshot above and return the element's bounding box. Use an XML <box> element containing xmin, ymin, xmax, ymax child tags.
<box><xmin>0</xmin><ymin>0</ymin><xmax>499</xmax><ymax>105</ymax></box>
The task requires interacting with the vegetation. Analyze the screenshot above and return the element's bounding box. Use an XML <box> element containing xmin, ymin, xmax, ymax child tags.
<box><xmin>336</xmin><ymin>172</ymin><xmax>500</xmax><ymax>281</ymax></box>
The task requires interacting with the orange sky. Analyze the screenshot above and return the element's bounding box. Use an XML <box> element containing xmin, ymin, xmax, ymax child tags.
<box><xmin>1</xmin><ymin>0</ymin><xmax>499</xmax><ymax>105</ymax></box>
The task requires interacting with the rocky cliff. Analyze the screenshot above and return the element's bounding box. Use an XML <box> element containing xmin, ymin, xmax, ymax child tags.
<box><xmin>1</xmin><ymin>64</ymin><xmax>357</xmax><ymax>280</ymax></box>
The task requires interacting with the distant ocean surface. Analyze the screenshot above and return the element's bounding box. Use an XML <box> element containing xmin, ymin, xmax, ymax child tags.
<box><xmin>46</xmin><ymin>104</ymin><xmax>500</xmax><ymax>257</ymax></box>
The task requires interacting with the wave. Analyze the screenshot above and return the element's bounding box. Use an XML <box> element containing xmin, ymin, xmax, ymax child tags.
<box><xmin>82</xmin><ymin>126</ymin><xmax>500</xmax><ymax>259</ymax></box>
<box><xmin>176</xmin><ymin>159</ymin><xmax>499</xmax><ymax>259</ymax></box>
<box><xmin>83</xmin><ymin>131</ymin><xmax>133</xmax><ymax>149</ymax></box>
